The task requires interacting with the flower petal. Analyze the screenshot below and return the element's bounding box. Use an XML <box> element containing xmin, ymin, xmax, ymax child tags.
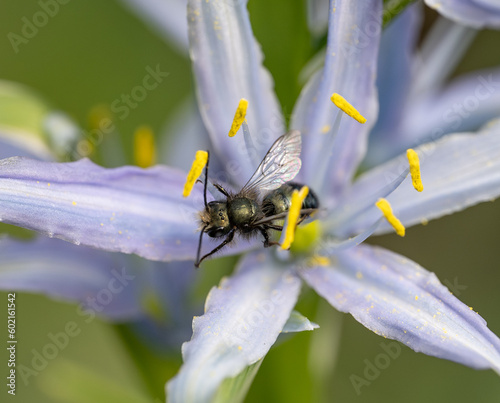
<box><xmin>364</xmin><ymin>3</ymin><xmax>422</xmax><ymax>167</ymax></box>
<box><xmin>167</xmin><ymin>250</ymin><xmax>301</xmax><ymax>403</ymax></box>
<box><xmin>412</xmin><ymin>16</ymin><xmax>476</xmax><ymax>97</ymax></box>
<box><xmin>400</xmin><ymin>68</ymin><xmax>500</xmax><ymax>152</ymax></box>
<box><xmin>118</xmin><ymin>0</ymin><xmax>189</xmax><ymax>52</ymax></box>
<box><xmin>338</xmin><ymin>120</ymin><xmax>500</xmax><ymax>236</ymax></box>
<box><xmin>292</xmin><ymin>0</ymin><xmax>381</xmax><ymax>195</ymax></box>
<box><xmin>282</xmin><ymin>310</ymin><xmax>319</xmax><ymax>333</ymax></box>
<box><xmin>0</xmin><ymin>157</ymin><xmax>202</xmax><ymax>261</ymax></box>
<box><xmin>187</xmin><ymin>0</ymin><xmax>285</xmax><ymax>183</ymax></box>
<box><xmin>300</xmin><ymin>244</ymin><xmax>500</xmax><ymax>373</ymax></box>
<box><xmin>0</xmin><ymin>237</ymin><xmax>142</xmax><ymax>320</ymax></box>
<box><xmin>425</xmin><ymin>0</ymin><xmax>500</xmax><ymax>28</ymax></box>
<box><xmin>160</xmin><ymin>98</ymin><xmax>212</xmax><ymax>170</ymax></box>
<box><xmin>0</xmin><ymin>129</ymin><xmax>52</xmax><ymax>160</ymax></box>
<box><xmin>160</xmin><ymin>97</ymin><xmax>228</xmax><ymax>184</ymax></box>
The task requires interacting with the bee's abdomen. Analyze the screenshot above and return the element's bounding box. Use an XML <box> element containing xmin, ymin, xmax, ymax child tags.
<box><xmin>291</xmin><ymin>182</ymin><xmax>319</xmax><ymax>210</ymax></box>
<box><xmin>262</xmin><ymin>182</ymin><xmax>319</xmax><ymax>217</ymax></box>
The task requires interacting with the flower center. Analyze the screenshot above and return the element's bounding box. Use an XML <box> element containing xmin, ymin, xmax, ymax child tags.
<box><xmin>290</xmin><ymin>220</ymin><xmax>323</xmax><ymax>254</ymax></box>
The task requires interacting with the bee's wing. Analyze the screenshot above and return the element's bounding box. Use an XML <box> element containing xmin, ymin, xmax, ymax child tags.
<box><xmin>240</xmin><ymin>130</ymin><xmax>302</xmax><ymax>196</ymax></box>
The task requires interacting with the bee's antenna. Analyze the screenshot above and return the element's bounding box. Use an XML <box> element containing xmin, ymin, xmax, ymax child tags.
<box><xmin>203</xmin><ymin>150</ymin><xmax>210</xmax><ymax>210</ymax></box>
<box><xmin>195</xmin><ymin>224</ymin><xmax>207</xmax><ymax>268</ymax></box>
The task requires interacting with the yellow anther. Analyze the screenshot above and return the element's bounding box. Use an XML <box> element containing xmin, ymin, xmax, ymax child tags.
<box><xmin>183</xmin><ymin>150</ymin><xmax>208</xmax><ymax>198</ymax></box>
<box><xmin>134</xmin><ymin>125</ymin><xmax>156</xmax><ymax>168</ymax></box>
<box><xmin>331</xmin><ymin>93</ymin><xmax>367</xmax><ymax>124</ymax></box>
<box><xmin>375</xmin><ymin>198</ymin><xmax>405</xmax><ymax>237</ymax></box>
<box><xmin>228</xmin><ymin>98</ymin><xmax>249</xmax><ymax>137</ymax></box>
<box><xmin>281</xmin><ymin>186</ymin><xmax>309</xmax><ymax>250</ymax></box>
<box><xmin>406</xmin><ymin>149</ymin><xmax>423</xmax><ymax>192</ymax></box>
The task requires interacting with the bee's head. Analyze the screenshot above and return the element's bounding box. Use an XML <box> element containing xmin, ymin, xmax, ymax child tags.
<box><xmin>200</xmin><ymin>201</ymin><xmax>231</xmax><ymax>238</ymax></box>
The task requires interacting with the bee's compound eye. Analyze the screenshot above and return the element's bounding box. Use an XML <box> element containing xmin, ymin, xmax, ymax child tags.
<box><xmin>207</xmin><ymin>227</ymin><xmax>226</xmax><ymax>238</ymax></box>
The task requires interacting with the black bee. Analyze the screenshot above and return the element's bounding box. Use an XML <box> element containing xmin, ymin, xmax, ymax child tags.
<box><xmin>195</xmin><ymin>130</ymin><xmax>319</xmax><ymax>267</ymax></box>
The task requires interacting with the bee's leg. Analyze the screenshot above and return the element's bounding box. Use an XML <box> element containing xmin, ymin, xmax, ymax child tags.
<box><xmin>259</xmin><ymin>226</ymin><xmax>280</xmax><ymax>247</ymax></box>
<box><xmin>296</xmin><ymin>209</ymin><xmax>315</xmax><ymax>225</ymax></box>
<box><xmin>264</xmin><ymin>224</ymin><xmax>283</xmax><ymax>231</ymax></box>
<box><xmin>260</xmin><ymin>213</ymin><xmax>310</xmax><ymax>247</ymax></box>
<box><xmin>296</xmin><ymin>215</ymin><xmax>308</xmax><ymax>225</ymax></box>
<box><xmin>266</xmin><ymin>217</ymin><xmax>307</xmax><ymax>230</ymax></box>
<box><xmin>213</xmin><ymin>183</ymin><xmax>230</xmax><ymax>197</ymax></box>
<box><xmin>195</xmin><ymin>228</ymin><xmax>235</xmax><ymax>267</ymax></box>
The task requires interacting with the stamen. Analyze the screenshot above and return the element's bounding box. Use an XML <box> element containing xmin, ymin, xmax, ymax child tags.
<box><xmin>242</xmin><ymin>120</ymin><xmax>261</xmax><ymax>167</ymax></box>
<box><xmin>376</xmin><ymin>198</ymin><xmax>405</xmax><ymax>237</ymax></box>
<box><xmin>406</xmin><ymin>149</ymin><xmax>424</xmax><ymax>192</ymax></box>
<box><xmin>331</xmin><ymin>93</ymin><xmax>367</xmax><ymax>124</ymax></box>
<box><xmin>228</xmin><ymin>98</ymin><xmax>249</xmax><ymax>137</ymax></box>
<box><xmin>134</xmin><ymin>125</ymin><xmax>156</xmax><ymax>168</ymax></box>
<box><xmin>183</xmin><ymin>150</ymin><xmax>208</xmax><ymax>198</ymax></box>
<box><xmin>281</xmin><ymin>186</ymin><xmax>309</xmax><ymax>250</ymax></box>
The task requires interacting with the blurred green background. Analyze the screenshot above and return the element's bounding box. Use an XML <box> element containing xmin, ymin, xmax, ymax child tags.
<box><xmin>1</xmin><ymin>0</ymin><xmax>500</xmax><ymax>402</ymax></box>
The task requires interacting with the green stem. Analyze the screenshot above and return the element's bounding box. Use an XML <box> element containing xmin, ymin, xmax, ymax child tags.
<box><xmin>383</xmin><ymin>0</ymin><xmax>418</xmax><ymax>28</ymax></box>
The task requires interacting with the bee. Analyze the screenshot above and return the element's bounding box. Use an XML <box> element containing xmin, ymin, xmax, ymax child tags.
<box><xmin>195</xmin><ymin>130</ymin><xmax>319</xmax><ymax>267</ymax></box>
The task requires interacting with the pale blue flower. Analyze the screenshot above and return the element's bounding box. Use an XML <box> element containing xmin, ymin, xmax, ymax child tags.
<box><xmin>166</xmin><ymin>1</ymin><xmax>500</xmax><ymax>400</ymax></box>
